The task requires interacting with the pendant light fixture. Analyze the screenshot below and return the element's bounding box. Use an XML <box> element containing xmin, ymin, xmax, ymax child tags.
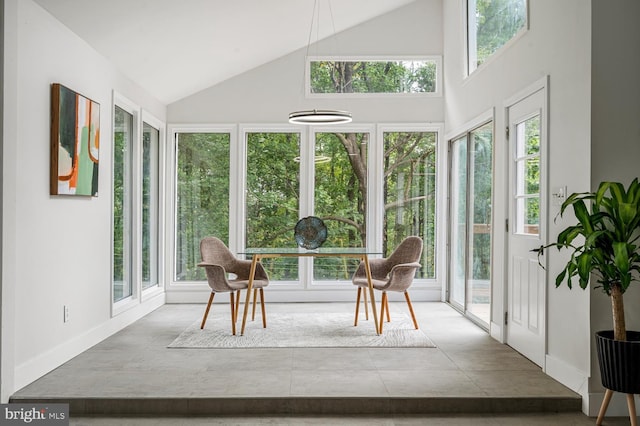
<box><xmin>288</xmin><ymin>0</ymin><xmax>352</xmax><ymax>125</ymax></box>
<box><xmin>289</xmin><ymin>109</ymin><xmax>352</xmax><ymax>125</ymax></box>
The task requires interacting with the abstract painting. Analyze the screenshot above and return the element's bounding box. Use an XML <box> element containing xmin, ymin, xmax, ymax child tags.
<box><xmin>50</xmin><ymin>83</ymin><xmax>100</xmax><ymax>196</ymax></box>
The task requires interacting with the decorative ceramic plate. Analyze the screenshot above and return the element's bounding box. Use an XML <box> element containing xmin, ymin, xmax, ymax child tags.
<box><xmin>294</xmin><ymin>216</ymin><xmax>328</xmax><ymax>249</ymax></box>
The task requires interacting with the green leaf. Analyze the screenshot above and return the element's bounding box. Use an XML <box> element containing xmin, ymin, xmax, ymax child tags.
<box><xmin>613</xmin><ymin>241</ymin><xmax>630</xmax><ymax>275</ymax></box>
<box><xmin>555</xmin><ymin>267</ymin><xmax>567</xmax><ymax>288</ymax></box>
<box><xmin>619</xmin><ymin>202</ymin><xmax>636</xmax><ymax>226</ymax></box>
<box><xmin>572</xmin><ymin>200</ymin><xmax>593</xmax><ymax>233</ymax></box>
<box><xmin>577</xmin><ymin>252</ymin><xmax>592</xmax><ymax>283</ymax></box>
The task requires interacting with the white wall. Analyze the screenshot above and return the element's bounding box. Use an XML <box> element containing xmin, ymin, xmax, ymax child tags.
<box><xmin>168</xmin><ymin>0</ymin><xmax>444</xmax><ymax>124</ymax></box>
<box><xmin>443</xmin><ymin>0</ymin><xmax>594</xmax><ymax>411</ymax></box>
<box><xmin>588</xmin><ymin>0</ymin><xmax>640</xmax><ymax>414</ymax></box>
<box><xmin>1</xmin><ymin>0</ymin><xmax>166</xmax><ymax>400</ymax></box>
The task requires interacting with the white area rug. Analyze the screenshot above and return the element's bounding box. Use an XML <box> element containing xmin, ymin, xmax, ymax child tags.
<box><xmin>168</xmin><ymin>312</ymin><xmax>436</xmax><ymax>349</ymax></box>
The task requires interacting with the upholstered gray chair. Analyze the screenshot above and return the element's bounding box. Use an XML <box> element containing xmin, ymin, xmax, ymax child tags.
<box><xmin>352</xmin><ymin>236</ymin><xmax>423</xmax><ymax>333</ymax></box>
<box><xmin>198</xmin><ymin>237</ymin><xmax>269</xmax><ymax>335</ymax></box>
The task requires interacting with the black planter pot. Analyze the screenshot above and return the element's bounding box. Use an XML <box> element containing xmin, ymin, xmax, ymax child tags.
<box><xmin>595</xmin><ymin>330</ymin><xmax>640</xmax><ymax>394</ymax></box>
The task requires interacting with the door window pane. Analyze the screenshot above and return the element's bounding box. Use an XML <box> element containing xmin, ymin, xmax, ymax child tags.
<box><xmin>467</xmin><ymin>123</ymin><xmax>493</xmax><ymax>323</ymax></box>
<box><xmin>246</xmin><ymin>132</ymin><xmax>300</xmax><ymax>280</ymax></box>
<box><xmin>113</xmin><ymin>106</ymin><xmax>133</xmax><ymax>302</ymax></box>
<box><xmin>515</xmin><ymin>115</ymin><xmax>540</xmax><ymax>235</ymax></box>
<box><xmin>175</xmin><ymin>133</ymin><xmax>230</xmax><ymax>281</ymax></box>
<box><xmin>142</xmin><ymin>122</ymin><xmax>159</xmax><ymax>290</ymax></box>
<box><xmin>313</xmin><ymin>132</ymin><xmax>368</xmax><ymax>280</ymax></box>
<box><xmin>383</xmin><ymin>131</ymin><xmax>437</xmax><ymax>279</ymax></box>
<box><xmin>450</xmin><ymin>136</ymin><xmax>468</xmax><ymax>308</ymax></box>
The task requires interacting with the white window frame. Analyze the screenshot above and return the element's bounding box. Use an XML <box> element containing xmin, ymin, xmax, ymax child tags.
<box><xmin>238</xmin><ymin>124</ymin><xmax>306</xmax><ymax>290</ymax></box>
<box><xmin>306</xmin><ymin>56</ymin><xmax>443</xmax><ymax>98</ymax></box>
<box><xmin>465</xmin><ymin>0</ymin><xmax>529</xmax><ymax>77</ymax></box>
<box><xmin>376</xmin><ymin>123</ymin><xmax>445</xmax><ymax>292</ymax></box>
<box><xmin>165</xmin><ymin>124</ymin><xmax>237</xmax><ymax>294</ymax></box>
<box><xmin>445</xmin><ymin>109</ymin><xmax>495</xmax><ymax>328</ymax></box>
<box><xmin>165</xmin><ymin>123</ymin><xmax>446</xmax><ymax>302</ymax></box>
<box><xmin>112</xmin><ymin>92</ymin><xmax>166</xmax><ymax>316</ymax></box>
<box><xmin>141</xmin><ymin>111</ymin><xmax>166</xmax><ymax>301</ymax></box>
<box><xmin>112</xmin><ymin>92</ymin><xmax>140</xmax><ymax>316</ymax></box>
<box><xmin>305</xmin><ymin>124</ymin><xmax>375</xmax><ymax>290</ymax></box>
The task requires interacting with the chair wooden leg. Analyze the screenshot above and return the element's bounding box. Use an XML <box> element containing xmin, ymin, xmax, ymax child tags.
<box><xmin>363</xmin><ymin>288</ymin><xmax>369</xmax><ymax>320</ymax></box>
<box><xmin>252</xmin><ymin>288</ymin><xmax>258</xmax><ymax>321</ymax></box>
<box><xmin>385</xmin><ymin>296</ymin><xmax>391</xmax><ymax>322</ymax></box>
<box><xmin>234</xmin><ymin>290</ymin><xmax>242</xmax><ymax>323</ymax></box>
<box><xmin>379</xmin><ymin>292</ymin><xmax>388</xmax><ymax>333</ymax></box>
<box><xmin>404</xmin><ymin>291</ymin><xmax>419</xmax><ymax>329</ymax></box>
<box><xmin>627</xmin><ymin>394</ymin><xmax>637</xmax><ymax>426</ymax></box>
<box><xmin>354</xmin><ymin>287</ymin><xmax>362</xmax><ymax>326</ymax></box>
<box><xmin>229</xmin><ymin>292</ymin><xmax>237</xmax><ymax>335</ymax></box>
<box><xmin>596</xmin><ymin>389</ymin><xmax>614</xmax><ymax>426</ymax></box>
<box><xmin>259</xmin><ymin>288</ymin><xmax>267</xmax><ymax>328</ymax></box>
<box><xmin>200</xmin><ymin>292</ymin><xmax>215</xmax><ymax>329</ymax></box>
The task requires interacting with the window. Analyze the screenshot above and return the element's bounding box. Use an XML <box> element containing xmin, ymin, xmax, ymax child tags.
<box><xmin>171</xmin><ymin>125</ymin><xmax>441</xmax><ymax>290</ymax></box>
<box><xmin>309</xmin><ymin>57</ymin><xmax>441</xmax><ymax>96</ymax></box>
<box><xmin>467</xmin><ymin>0</ymin><xmax>527</xmax><ymax>74</ymax></box>
<box><xmin>174</xmin><ymin>131</ymin><xmax>230</xmax><ymax>281</ymax></box>
<box><xmin>514</xmin><ymin>114</ymin><xmax>540</xmax><ymax>235</ymax></box>
<box><xmin>113</xmin><ymin>97</ymin><xmax>164</xmax><ymax>309</ymax></box>
<box><xmin>245</xmin><ymin>132</ymin><xmax>301</xmax><ymax>280</ymax></box>
<box><xmin>448</xmin><ymin>120</ymin><xmax>493</xmax><ymax>327</ymax></box>
<box><xmin>113</xmin><ymin>105</ymin><xmax>134</xmax><ymax>303</ymax></box>
<box><xmin>142</xmin><ymin>119</ymin><xmax>160</xmax><ymax>290</ymax></box>
<box><xmin>382</xmin><ymin>131</ymin><xmax>437</xmax><ymax>279</ymax></box>
<box><xmin>313</xmin><ymin>131</ymin><xmax>369</xmax><ymax>280</ymax></box>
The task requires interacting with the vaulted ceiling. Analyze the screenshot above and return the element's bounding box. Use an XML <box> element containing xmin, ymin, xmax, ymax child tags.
<box><xmin>33</xmin><ymin>0</ymin><xmax>417</xmax><ymax>104</ymax></box>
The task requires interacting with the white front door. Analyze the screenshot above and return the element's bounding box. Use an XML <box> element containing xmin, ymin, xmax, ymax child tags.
<box><xmin>506</xmin><ymin>83</ymin><xmax>547</xmax><ymax>367</ymax></box>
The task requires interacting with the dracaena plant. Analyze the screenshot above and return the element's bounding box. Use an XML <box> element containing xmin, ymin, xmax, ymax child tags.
<box><xmin>535</xmin><ymin>179</ymin><xmax>640</xmax><ymax>341</ymax></box>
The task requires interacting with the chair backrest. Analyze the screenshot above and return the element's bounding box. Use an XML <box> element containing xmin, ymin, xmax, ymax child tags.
<box><xmin>386</xmin><ymin>236</ymin><xmax>423</xmax><ymax>267</ymax></box>
<box><xmin>200</xmin><ymin>237</ymin><xmax>237</xmax><ymax>270</ymax></box>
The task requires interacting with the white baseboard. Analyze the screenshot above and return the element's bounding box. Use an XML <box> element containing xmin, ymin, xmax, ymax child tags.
<box><xmin>545</xmin><ymin>354</ymin><xmax>589</xmax><ymax>413</ymax></box>
<box><xmin>14</xmin><ymin>293</ymin><xmax>165</xmax><ymax>393</ymax></box>
<box><xmin>490</xmin><ymin>321</ymin><xmax>504</xmax><ymax>342</ymax></box>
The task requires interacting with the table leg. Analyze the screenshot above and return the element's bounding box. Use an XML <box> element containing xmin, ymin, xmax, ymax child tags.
<box><xmin>363</xmin><ymin>255</ymin><xmax>380</xmax><ymax>335</ymax></box>
<box><xmin>240</xmin><ymin>255</ymin><xmax>260</xmax><ymax>336</ymax></box>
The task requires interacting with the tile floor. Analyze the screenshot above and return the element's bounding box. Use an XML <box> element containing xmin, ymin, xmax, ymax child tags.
<box><xmin>10</xmin><ymin>302</ymin><xmax>632</xmax><ymax>425</ymax></box>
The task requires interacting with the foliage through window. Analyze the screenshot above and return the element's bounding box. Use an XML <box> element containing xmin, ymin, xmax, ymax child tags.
<box><xmin>309</xmin><ymin>58</ymin><xmax>439</xmax><ymax>95</ymax></box>
<box><xmin>173</xmin><ymin>127</ymin><xmax>439</xmax><ymax>285</ymax></box>
<box><xmin>142</xmin><ymin>122</ymin><xmax>160</xmax><ymax>290</ymax></box>
<box><xmin>515</xmin><ymin>115</ymin><xmax>540</xmax><ymax>235</ymax></box>
<box><xmin>113</xmin><ymin>106</ymin><xmax>133</xmax><ymax>302</ymax></box>
<box><xmin>175</xmin><ymin>132</ymin><xmax>230</xmax><ymax>281</ymax></box>
<box><xmin>448</xmin><ymin>121</ymin><xmax>493</xmax><ymax>325</ymax></box>
<box><xmin>468</xmin><ymin>0</ymin><xmax>527</xmax><ymax>74</ymax></box>
<box><xmin>383</xmin><ymin>131</ymin><xmax>437</xmax><ymax>279</ymax></box>
<box><xmin>246</xmin><ymin>132</ymin><xmax>301</xmax><ymax>280</ymax></box>
<box><xmin>313</xmin><ymin>132</ymin><xmax>369</xmax><ymax>280</ymax></box>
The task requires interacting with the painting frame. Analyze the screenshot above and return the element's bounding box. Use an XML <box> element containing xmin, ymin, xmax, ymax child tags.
<box><xmin>50</xmin><ymin>83</ymin><xmax>100</xmax><ymax>196</ymax></box>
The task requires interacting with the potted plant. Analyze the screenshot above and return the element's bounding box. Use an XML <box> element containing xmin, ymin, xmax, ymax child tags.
<box><xmin>534</xmin><ymin>179</ymin><xmax>640</xmax><ymax>424</ymax></box>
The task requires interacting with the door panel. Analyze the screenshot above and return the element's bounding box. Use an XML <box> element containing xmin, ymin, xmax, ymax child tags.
<box><xmin>449</xmin><ymin>136</ymin><xmax>468</xmax><ymax>310</ymax></box>
<box><xmin>448</xmin><ymin>122</ymin><xmax>493</xmax><ymax>327</ymax></box>
<box><xmin>506</xmin><ymin>86</ymin><xmax>547</xmax><ymax>367</ymax></box>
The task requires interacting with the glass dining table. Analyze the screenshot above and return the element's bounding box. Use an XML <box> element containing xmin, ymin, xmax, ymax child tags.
<box><xmin>238</xmin><ymin>247</ymin><xmax>383</xmax><ymax>336</ymax></box>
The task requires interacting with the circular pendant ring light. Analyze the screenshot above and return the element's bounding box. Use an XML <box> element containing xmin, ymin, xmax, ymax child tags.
<box><xmin>289</xmin><ymin>109</ymin><xmax>352</xmax><ymax>125</ymax></box>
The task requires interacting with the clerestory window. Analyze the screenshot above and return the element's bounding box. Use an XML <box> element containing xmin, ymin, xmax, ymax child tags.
<box><xmin>308</xmin><ymin>57</ymin><xmax>441</xmax><ymax>96</ymax></box>
<box><xmin>467</xmin><ymin>0</ymin><xmax>528</xmax><ymax>75</ymax></box>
